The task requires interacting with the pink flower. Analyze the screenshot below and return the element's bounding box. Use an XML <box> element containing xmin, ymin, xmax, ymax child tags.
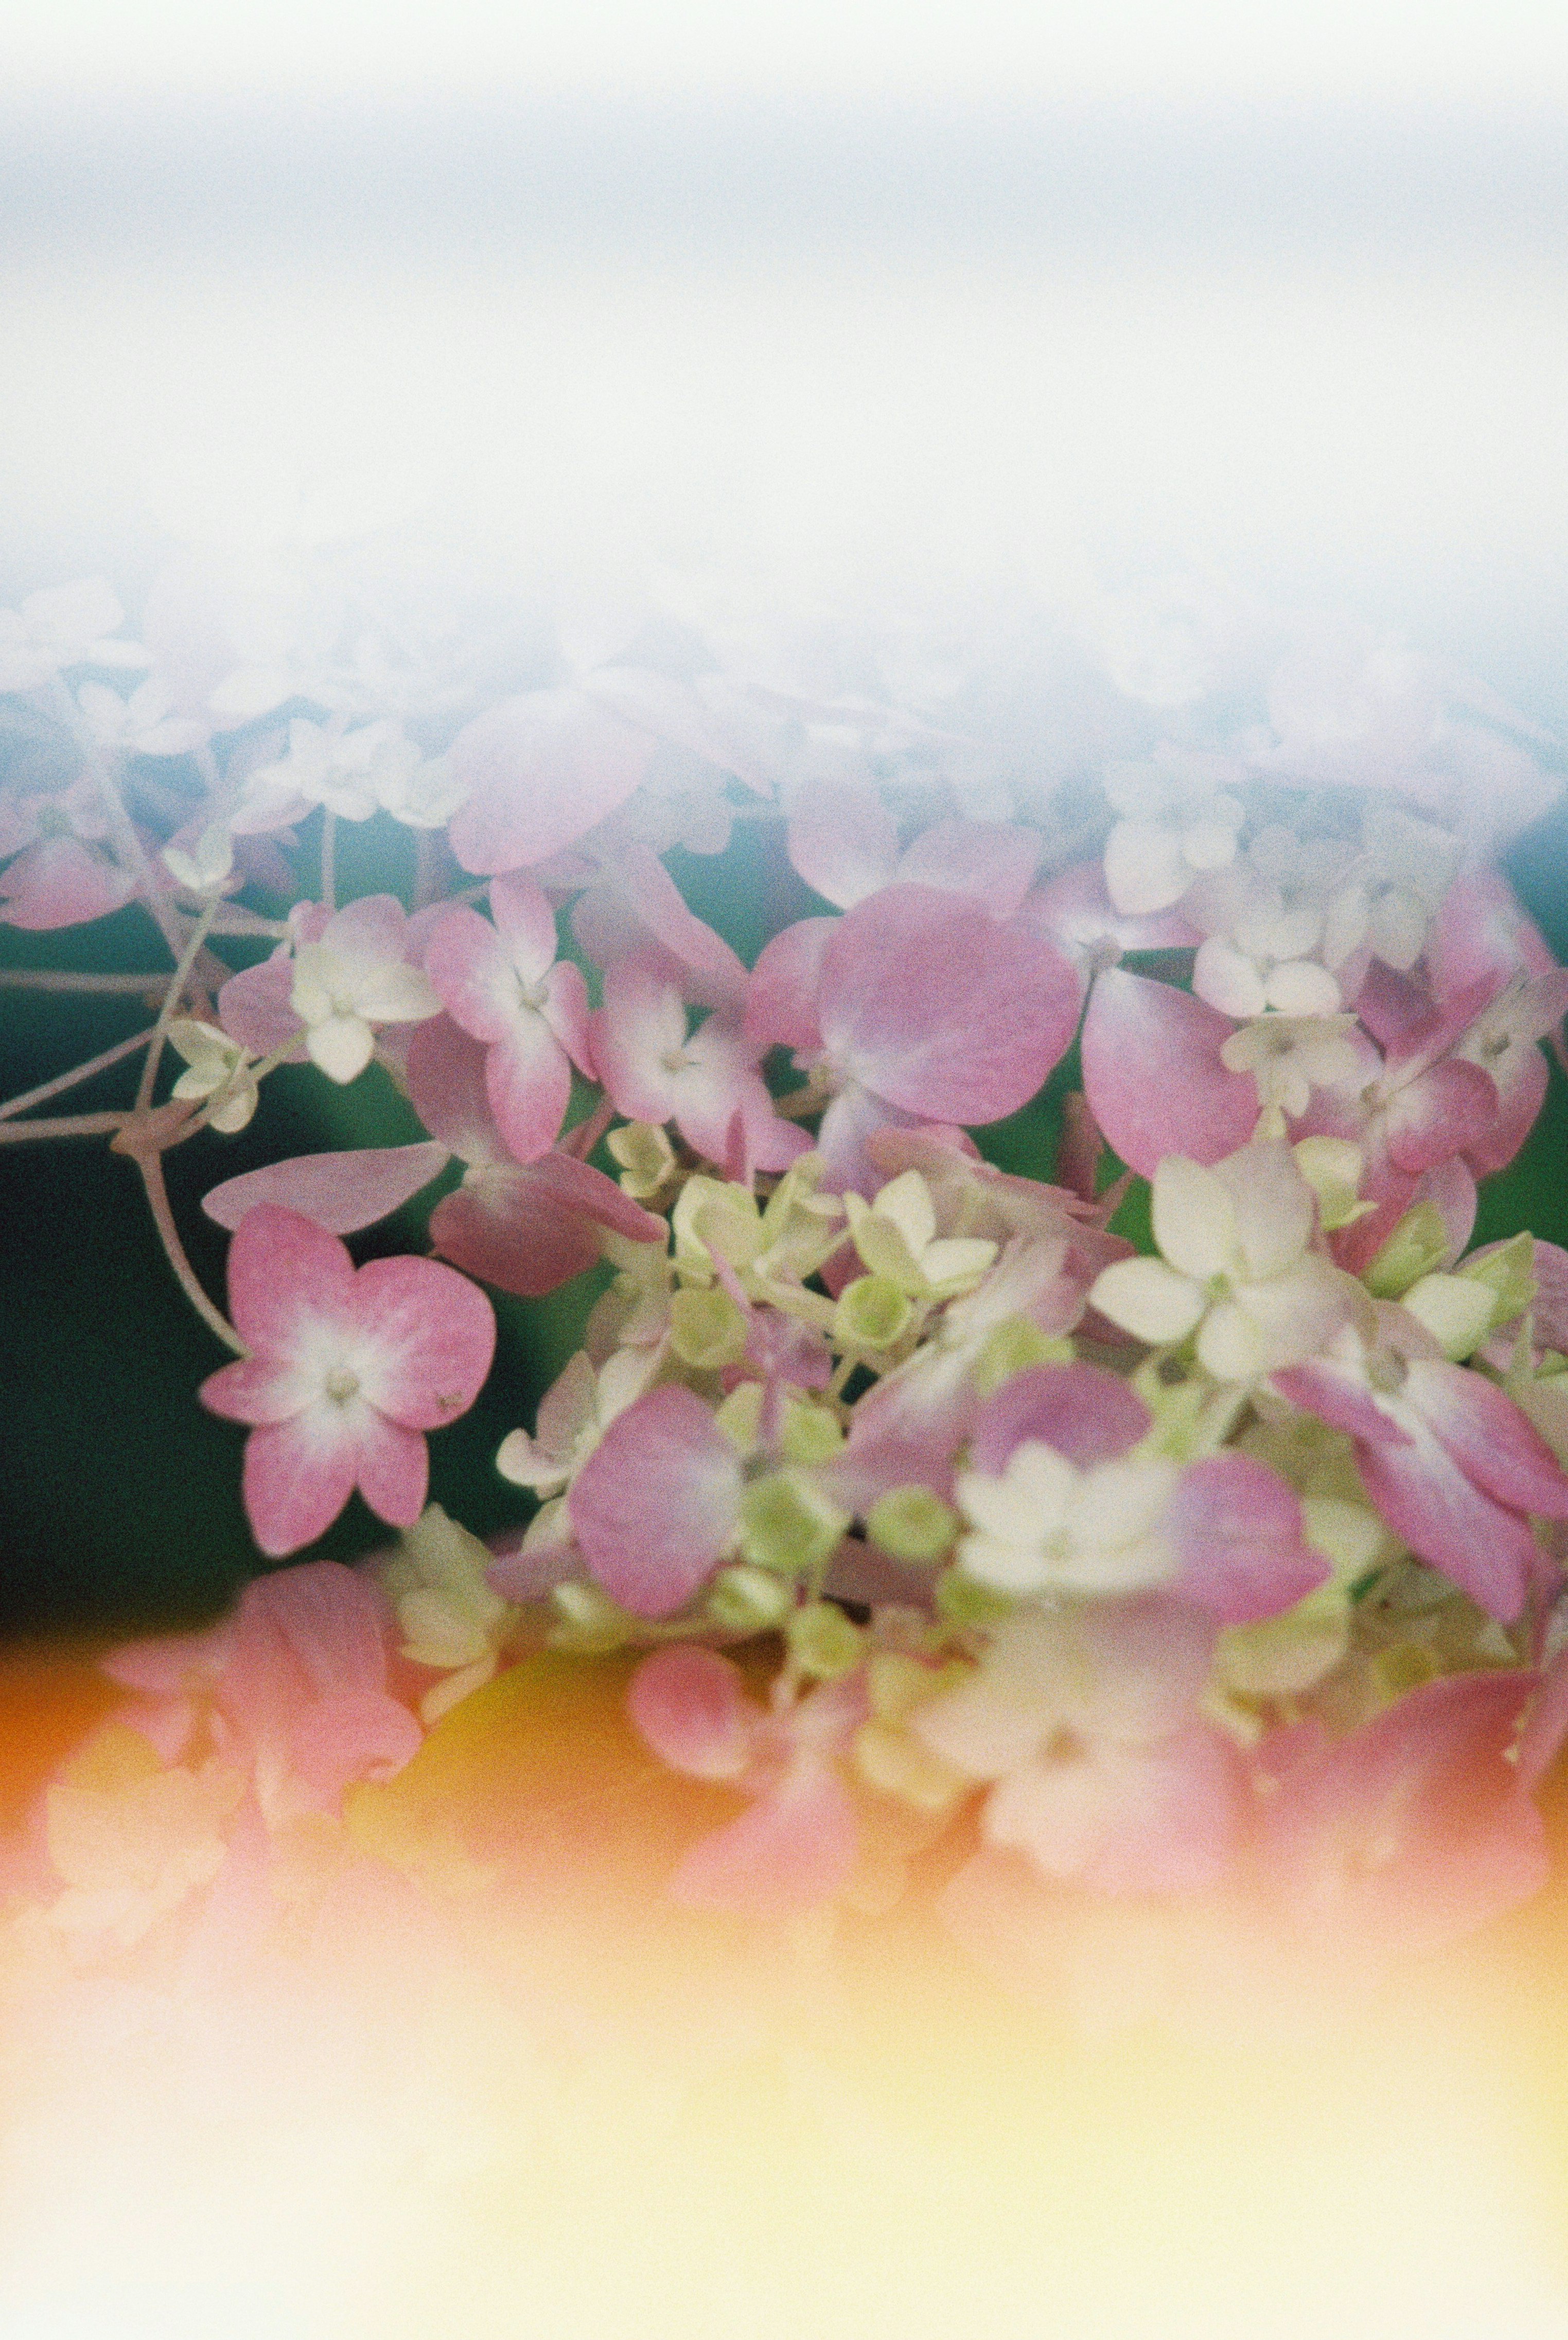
<box><xmin>786</xmin><ymin>779</ymin><xmax>1043</xmax><ymax>917</ymax></box>
<box><xmin>592</xmin><ymin>954</ymin><xmax>809</xmax><ymax>1178</ymax></box>
<box><xmin>567</xmin><ymin>1384</ymin><xmax>744</xmax><ymax>1617</ymax></box>
<box><xmin>199</xmin><ymin>1206</ymin><xmax>496</xmax><ymax>1557</ymax></box>
<box><xmin>627</xmin><ymin>1644</ymin><xmax>862</xmax><ymax>1913</ymax></box>
<box><xmin>1079</xmin><ymin>969</ymin><xmax>1257</xmax><ymax>1176</ymax></box>
<box><xmin>1275</xmin><ymin>1309</ymin><xmax>1568</xmax><ymax>1622</ymax></box>
<box><xmin>404</xmin><ymin>1016</ymin><xmax>663</xmax><ymax>1297</ymax></box>
<box><xmin>745</xmin><ymin>884</ymin><xmax>1082</xmax><ymax>1192</ymax></box>
<box><xmin>0</xmin><ymin>778</ymin><xmax>135</xmax><ymax>931</ymax></box>
<box><xmin>424</xmin><ymin>872</ymin><xmax>593</xmax><ymax>1164</ymax></box>
<box><xmin>445</xmin><ymin>687</ymin><xmax>655</xmax><ymax>874</ymax></box>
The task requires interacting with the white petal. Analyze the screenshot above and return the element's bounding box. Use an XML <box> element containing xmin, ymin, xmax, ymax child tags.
<box><xmin>1152</xmin><ymin>1154</ymin><xmax>1238</xmax><ymax>1282</ymax></box>
<box><xmin>1263</xmin><ymin>960</ymin><xmax>1343</xmax><ymax>1016</ymax></box>
<box><xmin>1192</xmin><ymin>938</ymin><xmax>1269</xmax><ymax>1019</ymax></box>
<box><xmin>1103</xmin><ymin>819</ymin><xmax>1190</xmax><ymax>916</ymax></box>
<box><xmin>307</xmin><ymin>1014</ymin><xmax>376</xmax><ymax>1083</ymax></box>
<box><xmin>1088</xmin><ymin>1256</ymin><xmax>1207</xmax><ymax>1345</ymax></box>
<box><xmin>1195</xmin><ymin>1298</ymin><xmax>1267</xmax><ymax>1382</ymax></box>
<box><xmin>353</xmin><ymin>962</ymin><xmax>441</xmax><ymax>1024</ymax></box>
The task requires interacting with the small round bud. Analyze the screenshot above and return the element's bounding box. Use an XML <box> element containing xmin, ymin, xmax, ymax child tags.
<box><xmin>707</xmin><ymin>1563</ymin><xmax>795</xmax><ymax>1633</ymax></box>
<box><xmin>786</xmin><ymin>1600</ymin><xmax>865</xmax><ymax>1680</ymax></box>
<box><xmin>866</xmin><ymin>1485</ymin><xmax>960</xmax><ymax>1566</ymax></box>
<box><xmin>833</xmin><ymin>1274</ymin><xmax>913</xmax><ymax>1351</ymax></box>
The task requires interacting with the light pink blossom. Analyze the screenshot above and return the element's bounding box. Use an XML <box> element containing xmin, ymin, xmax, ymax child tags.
<box><xmin>199</xmin><ymin>1205</ymin><xmax>496</xmax><ymax>1557</ymax></box>
<box><xmin>593</xmin><ymin>954</ymin><xmax>810</xmax><ymax>1178</ymax></box>
<box><xmin>424</xmin><ymin>873</ymin><xmax>593</xmax><ymax>1164</ymax></box>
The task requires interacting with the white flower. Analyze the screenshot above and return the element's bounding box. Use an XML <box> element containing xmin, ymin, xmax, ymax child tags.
<box><xmin>1319</xmin><ymin>803</ymin><xmax>1461</xmax><ymax>975</ymax></box>
<box><xmin>76</xmin><ymin>678</ymin><xmax>208</xmax><ymax>758</ymax></box>
<box><xmin>954</xmin><ymin>1442</ymin><xmax>1180</xmax><ymax>1596</ymax></box>
<box><xmin>167</xmin><ymin>1019</ymin><xmax>261</xmax><ymax>1133</ymax></box>
<box><xmin>1186</xmin><ymin>826</ymin><xmax>1349</xmax><ymax>1018</ymax></box>
<box><xmin>1089</xmin><ymin>1141</ymin><xmax>1354</xmax><ymax>1381</ymax></box>
<box><xmin>0</xmin><ymin>578</ymin><xmax>150</xmax><ymax>693</ymax></box>
<box><xmin>163</xmin><ymin>819</ymin><xmax>236</xmax><ymax>895</ymax></box>
<box><xmin>1219</xmin><ymin>1013</ymin><xmax>1363</xmax><ymax>1129</ymax></box>
<box><xmin>290</xmin><ymin>899</ymin><xmax>441</xmax><ymax>1083</ymax></box>
<box><xmin>1100</xmin><ymin>746</ymin><xmax>1246</xmax><ymax>916</ymax></box>
<box><xmin>381</xmin><ymin>1504</ymin><xmax>516</xmax><ymax>1725</ymax></box>
<box><xmin>844</xmin><ymin>1171</ymin><xmax>997</xmax><ymax>1301</ymax></box>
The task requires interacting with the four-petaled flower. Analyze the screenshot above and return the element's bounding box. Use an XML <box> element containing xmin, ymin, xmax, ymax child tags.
<box><xmin>199</xmin><ymin>1205</ymin><xmax>496</xmax><ymax>1556</ymax></box>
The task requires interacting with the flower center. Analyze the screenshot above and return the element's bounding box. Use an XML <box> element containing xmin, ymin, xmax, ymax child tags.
<box><xmin>661</xmin><ymin>1048</ymin><xmax>692</xmax><ymax>1075</ymax></box>
<box><xmin>1041</xmin><ymin>1726</ymin><xmax>1086</xmax><ymax>1765</ymax></box>
<box><xmin>324</xmin><ymin>1367</ymin><xmax>361</xmax><ymax>1405</ymax></box>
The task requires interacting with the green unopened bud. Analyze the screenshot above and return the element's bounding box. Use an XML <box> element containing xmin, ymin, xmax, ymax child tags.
<box><xmin>547</xmin><ymin>1581</ymin><xmax>638</xmax><ymax>1653</ymax></box>
<box><xmin>1364</xmin><ymin>1201</ymin><xmax>1449</xmax><ymax>1298</ymax></box>
<box><xmin>668</xmin><ymin>1285</ymin><xmax>750</xmax><ymax>1370</ymax></box>
<box><xmin>1458</xmin><ymin>1232</ymin><xmax>1537</xmax><ymax>1329</ymax></box>
<box><xmin>1400</xmin><ymin>1271</ymin><xmax>1496</xmax><ymax>1361</ymax></box>
<box><xmin>778</xmin><ymin>1399</ymin><xmax>845</xmax><ymax>1466</ymax></box>
<box><xmin>867</xmin><ymin>1485</ymin><xmax>960</xmax><ymax>1565</ymax></box>
<box><xmin>834</xmin><ymin>1274</ymin><xmax>914</xmax><ymax>1351</ymax></box>
<box><xmin>972</xmin><ymin>1318</ymin><xmax>1074</xmax><ymax>1397</ymax></box>
<box><xmin>707</xmin><ymin>1563</ymin><xmax>795</xmax><ymax>1633</ymax></box>
<box><xmin>738</xmin><ymin>1471</ymin><xmax>848</xmax><ymax>1577</ymax></box>
<box><xmin>935</xmin><ymin>1569</ymin><xmax>1015</xmax><ymax>1627</ymax></box>
<box><xmin>786</xmin><ymin>1600</ymin><xmax>865</xmax><ymax>1680</ymax></box>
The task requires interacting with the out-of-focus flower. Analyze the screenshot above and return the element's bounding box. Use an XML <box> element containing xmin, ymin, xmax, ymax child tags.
<box><xmin>424</xmin><ymin>873</ymin><xmax>593</xmax><ymax>1164</ymax></box>
<box><xmin>0</xmin><ymin>578</ymin><xmax>150</xmax><ymax>693</ymax></box>
<box><xmin>288</xmin><ymin>894</ymin><xmax>441</xmax><ymax>1082</ymax></box>
<box><xmin>1100</xmin><ymin>746</ymin><xmax>1245</xmax><ymax>916</ymax></box>
<box><xmin>381</xmin><ymin>1504</ymin><xmax>517</xmax><ymax>1723</ymax></box>
<box><xmin>75</xmin><ymin>678</ymin><xmax>208</xmax><ymax>758</ymax></box>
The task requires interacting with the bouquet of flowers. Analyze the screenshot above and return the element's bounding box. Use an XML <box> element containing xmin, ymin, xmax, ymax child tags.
<box><xmin>5</xmin><ymin>539</ymin><xmax>1568</xmax><ymax>2031</ymax></box>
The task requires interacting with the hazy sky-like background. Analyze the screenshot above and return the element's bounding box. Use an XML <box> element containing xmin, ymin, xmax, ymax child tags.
<box><xmin>1</xmin><ymin>3</ymin><xmax>1565</xmax><ymax>715</ymax></box>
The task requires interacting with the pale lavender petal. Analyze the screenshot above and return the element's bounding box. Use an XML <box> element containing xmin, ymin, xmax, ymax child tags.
<box><xmin>786</xmin><ymin>779</ymin><xmax>898</xmax><ymax>908</ymax></box>
<box><xmin>744</xmin><ymin>916</ymin><xmax>837</xmax><ymax>1052</ymax></box>
<box><xmin>967</xmin><ymin>1361</ymin><xmax>1151</xmax><ymax>1473</ymax></box>
<box><xmin>446</xmin><ymin>688</ymin><xmax>653</xmax><ymax>873</ymax></box>
<box><xmin>1406</xmin><ymin>1360</ymin><xmax>1568</xmax><ymax>1520</ymax></box>
<box><xmin>217</xmin><ymin>954</ymin><xmax>307</xmax><ymax>1059</ymax></box>
<box><xmin>897</xmin><ymin>819</ymin><xmax>1042</xmax><ymax>916</ymax></box>
<box><xmin>1384</xmin><ymin>1058</ymin><xmax>1498</xmax><ymax>1175</ymax></box>
<box><xmin>1354</xmin><ymin>1436</ymin><xmax>1538</xmax><ymax>1622</ymax></box>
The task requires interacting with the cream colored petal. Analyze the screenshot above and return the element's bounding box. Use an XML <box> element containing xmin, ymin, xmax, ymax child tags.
<box><xmin>1089</xmin><ymin>1256</ymin><xmax>1207</xmax><ymax>1345</ymax></box>
<box><xmin>1152</xmin><ymin>1154</ymin><xmax>1237</xmax><ymax>1281</ymax></box>
<box><xmin>306</xmin><ymin>1013</ymin><xmax>375</xmax><ymax>1084</ymax></box>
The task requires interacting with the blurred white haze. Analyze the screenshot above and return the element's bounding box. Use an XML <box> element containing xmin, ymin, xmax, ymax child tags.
<box><xmin>3</xmin><ymin>1</ymin><xmax>1567</xmax><ymax>720</ymax></box>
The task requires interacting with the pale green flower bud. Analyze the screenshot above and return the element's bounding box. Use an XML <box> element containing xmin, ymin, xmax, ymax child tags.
<box><xmin>607</xmin><ymin>1120</ymin><xmax>677</xmax><ymax>1199</ymax></box>
<box><xmin>833</xmin><ymin>1274</ymin><xmax>914</xmax><ymax>1351</ymax></box>
<box><xmin>738</xmin><ymin>1471</ymin><xmax>849</xmax><ymax>1577</ymax></box>
<box><xmin>1363</xmin><ymin>1201</ymin><xmax>1450</xmax><ymax>1298</ymax></box>
<box><xmin>707</xmin><ymin>1564</ymin><xmax>795</xmax><ymax>1633</ymax></box>
<box><xmin>547</xmin><ymin>1581</ymin><xmax>638</xmax><ymax>1653</ymax></box>
<box><xmin>866</xmin><ymin>1486</ymin><xmax>960</xmax><ymax>1565</ymax></box>
<box><xmin>1457</xmin><ymin>1232</ymin><xmax>1538</xmax><ymax>1329</ymax></box>
<box><xmin>1400</xmin><ymin>1271</ymin><xmax>1496</xmax><ymax>1361</ymax></box>
<box><xmin>786</xmin><ymin>1600</ymin><xmax>865</xmax><ymax>1680</ymax></box>
<box><xmin>972</xmin><ymin>1319</ymin><xmax>1073</xmax><ymax>1397</ymax></box>
<box><xmin>668</xmin><ymin>1285</ymin><xmax>750</xmax><ymax>1370</ymax></box>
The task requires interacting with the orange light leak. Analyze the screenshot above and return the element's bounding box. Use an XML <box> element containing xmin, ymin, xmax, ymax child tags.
<box><xmin>3</xmin><ymin>1649</ymin><xmax>1568</xmax><ymax>2340</ymax></box>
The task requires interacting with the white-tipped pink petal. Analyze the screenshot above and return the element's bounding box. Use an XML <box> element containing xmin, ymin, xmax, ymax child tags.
<box><xmin>744</xmin><ymin>916</ymin><xmax>836</xmax><ymax>1053</ymax></box>
<box><xmin>1081</xmin><ymin>971</ymin><xmax>1256</xmax><ymax>1175</ymax></box>
<box><xmin>567</xmin><ymin>1384</ymin><xmax>742</xmax><ymax>1617</ymax></box>
<box><xmin>346</xmin><ymin>1255</ymin><xmax>497</xmax><ymax>1429</ymax></box>
<box><xmin>484</xmin><ymin>1013</ymin><xmax>573</xmax><ymax>1165</ymax></box>
<box><xmin>201</xmin><ymin>1143</ymin><xmax>450</xmax><ymax>1235</ymax></box>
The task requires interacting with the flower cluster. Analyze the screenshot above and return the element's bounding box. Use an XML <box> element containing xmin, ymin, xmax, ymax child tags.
<box><xmin>6</xmin><ymin>537</ymin><xmax>1568</xmax><ymax>2014</ymax></box>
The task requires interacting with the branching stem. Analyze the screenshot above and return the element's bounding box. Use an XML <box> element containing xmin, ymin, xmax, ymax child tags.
<box><xmin>134</xmin><ymin>1147</ymin><xmax>248</xmax><ymax>1354</ymax></box>
<box><xmin>0</xmin><ymin>1026</ymin><xmax>157</xmax><ymax>1121</ymax></box>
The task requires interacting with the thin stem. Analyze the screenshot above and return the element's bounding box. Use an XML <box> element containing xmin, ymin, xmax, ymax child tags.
<box><xmin>0</xmin><ymin>1026</ymin><xmax>156</xmax><ymax>1120</ymax></box>
<box><xmin>0</xmin><ymin>1111</ymin><xmax>127</xmax><ymax>1143</ymax></box>
<box><xmin>135</xmin><ymin>896</ymin><xmax>218</xmax><ymax>1115</ymax></box>
<box><xmin>207</xmin><ymin>908</ymin><xmax>291</xmax><ymax>940</ymax></box>
<box><xmin>319</xmin><ymin>810</ymin><xmax>337</xmax><ymax>912</ymax></box>
<box><xmin>136</xmin><ymin>1148</ymin><xmax>248</xmax><ymax>1354</ymax></box>
<box><xmin>413</xmin><ymin>830</ymin><xmax>442</xmax><ymax>911</ymax></box>
<box><xmin>0</xmin><ymin>969</ymin><xmax>167</xmax><ymax>994</ymax></box>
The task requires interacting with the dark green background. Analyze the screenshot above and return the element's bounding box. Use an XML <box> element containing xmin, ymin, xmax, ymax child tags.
<box><xmin>3</xmin><ymin>803</ymin><xmax>1567</xmax><ymax>1639</ymax></box>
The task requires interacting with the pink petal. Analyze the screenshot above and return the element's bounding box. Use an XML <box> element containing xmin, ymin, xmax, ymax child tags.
<box><xmin>577</xmin><ymin>841</ymin><xmax>749</xmax><ymax>1012</ymax></box>
<box><xmin>539</xmin><ymin>959</ymin><xmax>594</xmax><ymax>1077</ymax></box>
<box><xmin>241</xmin><ymin>1416</ymin><xmax>361</xmax><ymax>1557</ymax></box>
<box><xmin>246</xmin><ymin>1560</ymin><xmax>394</xmax><ymax>1695</ymax></box>
<box><xmin>744</xmin><ymin>916</ymin><xmax>837</xmax><ymax>1053</ymax></box>
<box><xmin>1080</xmin><ymin>970</ymin><xmax>1255</xmax><ymax>1176</ymax></box>
<box><xmin>1430</xmin><ymin>868</ymin><xmax>1560</xmax><ymax>999</ymax></box>
<box><xmin>1260</xmin><ymin>1669</ymin><xmax>1547</xmax><ymax>1955</ymax></box>
<box><xmin>484</xmin><ymin>1016</ymin><xmax>573</xmax><ymax>1165</ymax></box>
<box><xmin>348</xmin><ymin>1409</ymin><xmax>431</xmax><ymax>1528</ymax></box>
<box><xmin>1464</xmin><ymin>1043</ymin><xmax>1549</xmax><ymax>1178</ymax></box>
<box><xmin>1406</xmin><ymin>1360</ymin><xmax>1568</xmax><ymax>1520</ymax></box>
<box><xmin>590</xmin><ymin>956</ymin><xmax>691</xmax><ymax>1124</ymax></box>
<box><xmin>429</xmin><ymin>1152</ymin><xmax>661</xmax><ymax>1298</ymax></box>
<box><xmin>224</xmin><ymin>1204</ymin><xmax>356</xmax><ymax>1353</ymax></box>
<box><xmin>967</xmin><ymin>1362</ymin><xmax>1151</xmax><ymax>1474</ymax></box>
<box><xmin>1272</xmin><ymin>1360</ymin><xmax>1415</xmax><ymax>1448</ymax></box>
<box><xmin>200</xmin><ymin>1352</ymin><xmax>315</xmax><ymax>1427</ymax></box>
<box><xmin>0</xmin><ymin>837</ymin><xmax>136</xmax><ymax>929</ymax></box>
<box><xmin>488</xmin><ymin>869</ymin><xmax>561</xmax><ymax>979</ymax></box>
<box><xmin>288</xmin><ymin>1690</ymin><xmax>424</xmax><ymax>1811</ymax></box>
<box><xmin>567</xmin><ymin>1384</ymin><xmax>742</xmax><ymax>1617</ymax></box>
<box><xmin>217</xmin><ymin>954</ymin><xmax>307</xmax><ymax>1059</ymax></box>
<box><xmin>627</xmin><ymin>1645</ymin><xmax>755</xmax><ymax>1780</ymax></box>
<box><xmin>1514</xmin><ymin>1650</ymin><xmax>1568</xmax><ymax>1794</ymax></box>
<box><xmin>786</xmin><ymin>779</ymin><xmax>898</xmax><ymax>908</ymax></box>
<box><xmin>346</xmin><ymin>1254</ymin><xmax>497</xmax><ymax>1429</ymax></box>
<box><xmin>1167</xmin><ymin>1453</ymin><xmax>1329</xmax><ymax>1623</ymax></box>
<box><xmin>404</xmin><ymin>1016</ymin><xmax>503</xmax><ymax>1165</ymax></box>
<box><xmin>1354</xmin><ymin>1436</ymin><xmax>1538</xmax><ymax>1622</ymax></box>
<box><xmin>202</xmin><ymin>1143</ymin><xmax>450</xmax><ymax>1235</ymax></box>
<box><xmin>446</xmin><ymin>688</ymin><xmax>653</xmax><ymax>873</ymax></box>
<box><xmin>669</xmin><ymin>1764</ymin><xmax>859</xmax><ymax>1914</ymax></box>
<box><xmin>1384</xmin><ymin>1058</ymin><xmax>1497</xmax><ymax>1175</ymax></box>
<box><xmin>423</xmin><ymin>905</ymin><xmax>520</xmax><ymax>1045</ymax></box>
<box><xmin>818</xmin><ymin>885</ymin><xmax>1080</xmax><ymax>1123</ymax></box>
<box><xmin>898</xmin><ymin>820</ymin><xmax>1043</xmax><ymax>917</ymax></box>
